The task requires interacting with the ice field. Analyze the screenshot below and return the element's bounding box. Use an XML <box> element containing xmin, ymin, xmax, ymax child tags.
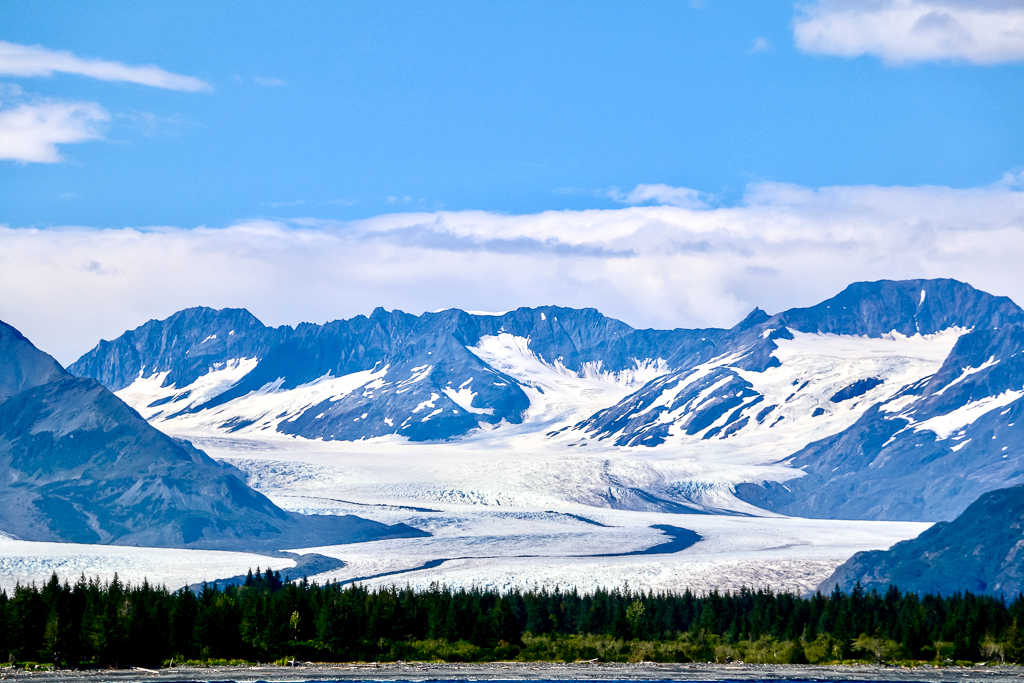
<box><xmin>0</xmin><ymin>416</ymin><xmax>933</xmax><ymax>595</ymax></box>
<box><xmin>203</xmin><ymin>434</ymin><xmax>929</xmax><ymax>595</ymax></box>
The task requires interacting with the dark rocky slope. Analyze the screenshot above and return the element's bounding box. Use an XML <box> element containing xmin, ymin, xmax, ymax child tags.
<box><xmin>820</xmin><ymin>484</ymin><xmax>1024</xmax><ymax>596</ymax></box>
<box><xmin>0</xmin><ymin>319</ymin><xmax>424</xmax><ymax>550</ymax></box>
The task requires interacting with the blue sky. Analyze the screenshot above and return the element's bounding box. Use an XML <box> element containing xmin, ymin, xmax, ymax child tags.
<box><xmin>3</xmin><ymin>1</ymin><xmax>1022</xmax><ymax>227</ymax></box>
<box><xmin>1</xmin><ymin>1</ymin><xmax>1024</xmax><ymax>362</ymax></box>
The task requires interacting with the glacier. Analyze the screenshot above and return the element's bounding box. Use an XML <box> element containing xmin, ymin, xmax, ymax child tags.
<box><xmin>5</xmin><ymin>278</ymin><xmax>1015</xmax><ymax>594</ymax></box>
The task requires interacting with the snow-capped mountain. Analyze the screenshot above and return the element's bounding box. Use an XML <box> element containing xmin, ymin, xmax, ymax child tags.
<box><xmin>566</xmin><ymin>279</ymin><xmax>1024</xmax><ymax>520</ymax></box>
<box><xmin>578</xmin><ymin>279</ymin><xmax>1022</xmax><ymax>448</ymax></box>
<box><xmin>70</xmin><ymin>279</ymin><xmax>1024</xmax><ymax>523</ymax></box>
<box><xmin>0</xmin><ymin>318</ymin><xmax>424</xmax><ymax>550</ymax></box>
<box><xmin>72</xmin><ymin>306</ymin><xmax>714</xmax><ymax>441</ymax></box>
<box><xmin>733</xmin><ymin>284</ymin><xmax>1024</xmax><ymax>521</ymax></box>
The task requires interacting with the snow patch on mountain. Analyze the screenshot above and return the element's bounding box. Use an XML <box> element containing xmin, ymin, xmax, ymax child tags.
<box><xmin>117</xmin><ymin>357</ymin><xmax>259</xmax><ymax>420</ymax></box>
<box><xmin>120</xmin><ymin>365</ymin><xmax>391</xmax><ymax>435</ymax></box>
<box><xmin>578</xmin><ymin>328</ymin><xmax>965</xmax><ymax>460</ymax></box>
<box><xmin>933</xmin><ymin>355</ymin><xmax>1000</xmax><ymax>397</ymax></box>
<box><xmin>728</xmin><ymin>329</ymin><xmax>965</xmax><ymax>444</ymax></box>
<box><xmin>467</xmin><ymin>333</ymin><xmax>666</xmax><ymax>428</ymax></box>
<box><xmin>396</xmin><ymin>364</ymin><xmax>432</xmax><ymax>393</ymax></box>
<box><xmin>910</xmin><ymin>389</ymin><xmax>1024</xmax><ymax>440</ymax></box>
<box><xmin>443</xmin><ymin>380</ymin><xmax>495</xmax><ymax>416</ymax></box>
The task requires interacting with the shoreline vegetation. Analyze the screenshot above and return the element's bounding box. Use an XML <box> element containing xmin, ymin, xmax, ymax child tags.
<box><xmin>4</xmin><ymin>662</ymin><xmax>1024</xmax><ymax>683</ymax></box>
<box><xmin>1</xmin><ymin>569</ymin><xmax>1022</xmax><ymax>672</ymax></box>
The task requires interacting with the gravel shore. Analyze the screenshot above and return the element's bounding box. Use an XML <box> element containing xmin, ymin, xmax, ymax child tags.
<box><xmin>2</xmin><ymin>661</ymin><xmax>1023</xmax><ymax>683</ymax></box>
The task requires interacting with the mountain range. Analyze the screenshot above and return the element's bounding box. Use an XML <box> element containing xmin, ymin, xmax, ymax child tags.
<box><xmin>71</xmin><ymin>279</ymin><xmax>1024</xmax><ymax>524</ymax></box>
<box><xmin>0</xmin><ymin>319</ymin><xmax>424</xmax><ymax>550</ymax></box>
<box><xmin>5</xmin><ymin>276</ymin><xmax>1024</xmax><ymax>594</ymax></box>
<box><xmin>70</xmin><ymin>305</ymin><xmax>713</xmax><ymax>442</ymax></box>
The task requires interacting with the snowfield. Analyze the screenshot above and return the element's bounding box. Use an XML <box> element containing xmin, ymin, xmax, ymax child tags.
<box><xmin>571</xmin><ymin>329</ymin><xmax>965</xmax><ymax>461</ymax></box>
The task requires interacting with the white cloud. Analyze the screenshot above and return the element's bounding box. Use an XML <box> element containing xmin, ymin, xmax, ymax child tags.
<box><xmin>794</xmin><ymin>0</ymin><xmax>1024</xmax><ymax>64</ymax></box>
<box><xmin>253</xmin><ymin>76</ymin><xmax>288</xmax><ymax>87</ymax></box>
<box><xmin>995</xmin><ymin>170</ymin><xmax>1024</xmax><ymax>190</ymax></box>
<box><xmin>609</xmin><ymin>183</ymin><xmax>710</xmax><ymax>209</ymax></box>
<box><xmin>0</xmin><ymin>40</ymin><xmax>211</xmax><ymax>91</ymax></box>
<box><xmin>750</xmin><ymin>37</ymin><xmax>773</xmax><ymax>53</ymax></box>
<box><xmin>0</xmin><ymin>101</ymin><xmax>109</xmax><ymax>163</ymax></box>
<box><xmin>1</xmin><ymin>178</ymin><xmax>1024</xmax><ymax>365</ymax></box>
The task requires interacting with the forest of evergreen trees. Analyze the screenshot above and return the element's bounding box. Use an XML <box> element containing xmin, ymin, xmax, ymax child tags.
<box><xmin>1</xmin><ymin>569</ymin><xmax>1022</xmax><ymax>669</ymax></box>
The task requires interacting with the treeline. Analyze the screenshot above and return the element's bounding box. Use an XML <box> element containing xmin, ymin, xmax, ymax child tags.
<box><xmin>2</xmin><ymin>569</ymin><xmax>1023</xmax><ymax>668</ymax></box>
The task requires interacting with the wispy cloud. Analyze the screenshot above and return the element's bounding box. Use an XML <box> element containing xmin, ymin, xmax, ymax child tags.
<box><xmin>794</xmin><ymin>0</ymin><xmax>1024</xmax><ymax>65</ymax></box>
<box><xmin>608</xmin><ymin>183</ymin><xmax>710</xmax><ymax>209</ymax></box>
<box><xmin>750</xmin><ymin>37</ymin><xmax>772</xmax><ymax>53</ymax></box>
<box><xmin>0</xmin><ymin>40</ymin><xmax>211</xmax><ymax>91</ymax></box>
<box><xmin>3</xmin><ymin>178</ymin><xmax>1024</xmax><ymax>364</ymax></box>
<box><xmin>253</xmin><ymin>76</ymin><xmax>287</xmax><ymax>87</ymax></box>
<box><xmin>119</xmin><ymin>110</ymin><xmax>198</xmax><ymax>138</ymax></box>
<box><xmin>0</xmin><ymin>101</ymin><xmax>108</xmax><ymax>163</ymax></box>
<box><xmin>0</xmin><ymin>41</ymin><xmax>208</xmax><ymax>163</ymax></box>
<box><xmin>362</xmin><ymin>222</ymin><xmax>634</xmax><ymax>258</ymax></box>
<box><xmin>995</xmin><ymin>170</ymin><xmax>1024</xmax><ymax>190</ymax></box>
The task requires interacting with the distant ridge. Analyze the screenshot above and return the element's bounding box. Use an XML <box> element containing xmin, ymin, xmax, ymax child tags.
<box><xmin>72</xmin><ymin>305</ymin><xmax>716</xmax><ymax>441</ymax></box>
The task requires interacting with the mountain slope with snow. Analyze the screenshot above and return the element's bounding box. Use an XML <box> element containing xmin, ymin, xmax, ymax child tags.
<box><xmin>577</xmin><ymin>279</ymin><xmax>1022</xmax><ymax>448</ymax></box>
<box><xmin>0</xmin><ymin>318</ymin><xmax>424</xmax><ymax>550</ymax></box>
<box><xmin>69</xmin><ymin>306</ymin><xmax>286</xmax><ymax>392</ymax></box>
<box><xmin>735</xmin><ymin>321</ymin><xmax>1024</xmax><ymax>521</ymax></box>
<box><xmin>71</xmin><ymin>279</ymin><xmax>1024</xmax><ymax>523</ymax></box>
<box><xmin>74</xmin><ymin>306</ymin><xmax>713</xmax><ymax>442</ymax></box>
